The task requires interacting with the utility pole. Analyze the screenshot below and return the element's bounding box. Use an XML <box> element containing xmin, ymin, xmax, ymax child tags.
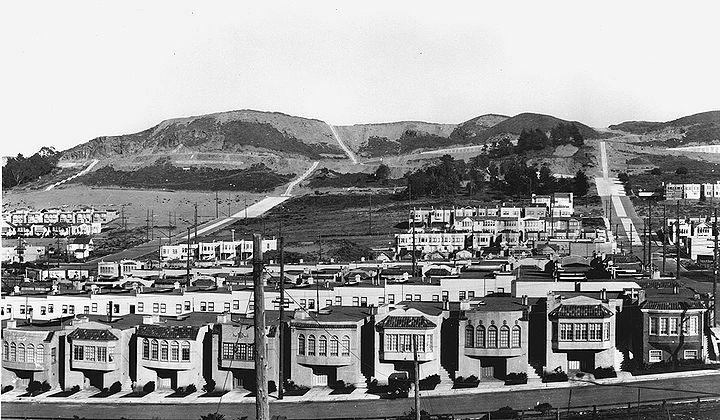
<box><xmin>252</xmin><ymin>234</ymin><xmax>269</xmax><ymax>420</ymax></box>
<box><xmin>194</xmin><ymin>203</ymin><xmax>198</xmax><ymax>241</ymax></box>
<box><xmin>150</xmin><ymin>210</ymin><xmax>154</xmax><ymax>240</ymax></box>
<box><xmin>146</xmin><ymin>210</ymin><xmax>150</xmax><ymax>241</ymax></box>
<box><xmin>228</xmin><ymin>192</ymin><xmax>231</xmax><ymax>217</ymax></box>
<box><xmin>245</xmin><ymin>198</ymin><xmax>248</xmax><ymax>219</ymax></box>
<box><xmin>169</xmin><ymin>212</ymin><xmax>173</xmax><ymax>244</ymax></box>
<box><xmin>413</xmin><ymin>335</ymin><xmax>420</xmax><ymax>420</ymax></box>
<box><xmin>642</xmin><ymin>219</ymin><xmax>647</xmax><ymax>269</ymax></box>
<box><xmin>408</xmin><ymin>184</ymin><xmax>416</xmax><ymax>276</ymax></box>
<box><xmin>121</xmin><ymin>205</ymin><xmax>126</xmax><ymax>233</ymax></box>
<box><xmin>663</xmin><ymin>205</ymin><xmax>667</xmax><ymax>273</ymax></box>
<box><xmin>676</xmin><ymin>200</ymin><xmax>681</xmax><ymax>279</ymax></box>
<box><xmin>648</xmin><ymin>197</ymin><xmax>652</xmax><ymax>272</ymax></box>
<box><xmin>368</xmin><ymin>195</ymin><xmax>373</xmax><ymax>235</ymax></box>
<box><xmin>278</xmin><ymin>235</ymin><xmax>285</xmax><ymax>399</ymax></box>
<box><xmin>186</xmin><ymin>227</ymin><xmax>191</xmax><ymax>287</ymax></box>
<box><xmin>714</xmin><ymin>208</ymin><xmax>718</xmax><ymax>326</ymax></box>
<box><xmin>215</xmin><ymin>191</ymin><xmax>219</xmax><ymax>219</ymax></box>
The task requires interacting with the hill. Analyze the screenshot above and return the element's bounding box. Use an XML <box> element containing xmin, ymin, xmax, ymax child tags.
<box><xmin>335</xmin><ymin>121</ymin><xmax>456</xmax><ymax>157</ymax></box>
<box><xmin>62</xmin><ymin>110</ymin><xmax>344</xmax><ymax>161</ymax></box>
<box><xmin>609</xmin><ymin>110</ymin><xmax>720</xmax><ymax>144</ymax></box>
<box><xmin>451</xmin><ymin>112</ymin><xmax>601</xmax><ymax>144</ymax></box>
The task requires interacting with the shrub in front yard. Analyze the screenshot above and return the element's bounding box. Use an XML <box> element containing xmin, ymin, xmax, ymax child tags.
<box><xmin>143</xmin><ymin>381</ymin><xmax>155</xmax><ymax>393</ymax></box>
<box><xmin>109</xmin><ymin>381</ymin><xmax>122</xmax><ymax>393</ymax></box>
<box><xmin>593</xmin><ymin>367</ymin><xmax>617</xmax><ymax>379</ymax></box>
<box><xmin>504</xmin><ymin>372</ymin><xmax>528</xmax><ymax>385</ymax></box>
<box><xmin>202</xmin><ymin>378</ymin><xmax>216</xmax><ymax>393</ymax></box>
<box><xmin>2</xmin><ymin>385</ymin><xmax>14</xmax><ymax>394</ymax></box>
<box><xmin>542</xmin><ymin>370</ymin><xmax>568</xmax><ymax>383</ymax></box>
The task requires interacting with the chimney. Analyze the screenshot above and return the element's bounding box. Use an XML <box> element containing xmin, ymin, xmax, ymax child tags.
<box><xmin>173</xmin><ymin>281</ymin><xmax>181</xmax><ymax>290</ymax></box>
<box><xmin>6</xmin><ymin>319</ymin><xmax>17</xmax><ymax>329</ymax></box>
<box><xmin>107</xmin><ymin>300</ymin><xmax>113</xmax><ymax>322</ymax></box>
<box><xmin>216</xmin><ymin>313</ymin><xmax>231</xmax><ymax>324</ymax></box>
<box><xmin>600</xmin><ymin>288</ymin><xmax>607</xmax><ymax>301</ymax></box>
<box><xmin>294</xmin><ymin>309</ymin><xmax>309</xmax><ymax>320</ymax></box>
<box><xmin>354</xmin><ymin>274</ymin><xmax>361</xmax><ymax>283</ymax></box>
<box><xmin>403</xmin><ymin>272</ymin><xmax>409</xmax><ymax>281</ymax></box>
<box><xmin>142</xmin><ymin>314</ymin><xmax>160</xmax><ymax>325</ymax></box>
<box><xmin>673</xmin><ymin>284</ymin><xmax>680</xmax><ymax>294</ymax></box>
<box><xmin>521</xmin><ymin>295</ymin><xmax>528</xmax><ymax>306</ymax></box>
<box><xmin>442</xmin><ymin>300</ymin><xmax>450</xmax><ymax>311</ymax></box>
<box><xmin>460</xmin><ymin>301</ymin><xmax>471</xmax><ymax>311</ymax></box>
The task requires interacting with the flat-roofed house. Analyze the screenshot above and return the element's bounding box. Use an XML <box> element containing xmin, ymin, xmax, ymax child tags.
<box><xmin>2</xmin><ymin>319</ymin><xmax>64</xmax><ymax>389</ymax></box>
<box><xmin>373</xmin><ymin>301</ymin><xmax>450</xmax><ymax>385</ymax></box>
<box><xmin>290</xmin><ymin>306</ymin><xmax>372</xmax><ymax>388</ymax></box>
<box><xmin>458</xmin><ymin>296</ymin><xmax>532</xmax><ymax>381</ymax></box>
<box><xmin>63</xmin><ymin>314</ymin><xmax>140</xmax><ymax>390</ymax></box>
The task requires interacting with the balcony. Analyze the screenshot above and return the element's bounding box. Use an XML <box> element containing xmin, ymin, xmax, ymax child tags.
<box><xmin>552</xmin><ymin>340</ymin><xmax>612</xmax><ymax>351</ymax></box>
<box><xmin>464</xmin><ymin>347</ymin><xmax>524</xmax><ymax>358</ymax></box>
<box><xmin>71</xmin><ymin>359</ymin><xmax>117</xmax><ymax>371</ymax></box>
<box><xmin>141</xmin><ymin>359</ymin><xmax>194</xmax><ymax>370</ymax></box>
<box><xmin>3</xmin><ymin>360</ymin><xmax>45</xmax><ymax>371</ymax></box>
<box><xmin>296</xmin><ymin>354</ymin><xmax>353</xmax><ymax>367</ymax></box>
<box><xmin>380</xmin><ymin>351</ymin><xmax>435</xmax><ymax>362</ymax></box>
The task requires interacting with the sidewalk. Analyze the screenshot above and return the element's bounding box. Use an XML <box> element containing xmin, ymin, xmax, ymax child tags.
<box><xmin>5</xmin><ymin>369</ymin><xmax>719</xmax><ymax>405</ymax></box>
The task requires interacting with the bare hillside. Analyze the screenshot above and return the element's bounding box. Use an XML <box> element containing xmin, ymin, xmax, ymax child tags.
<box><xmin>334</xmin><ymin>121</ymin><xmax>456</xmax><ymax>152</ymax></box>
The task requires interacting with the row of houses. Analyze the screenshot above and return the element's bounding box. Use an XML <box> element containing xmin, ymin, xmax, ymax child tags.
<box><xmin>2</xmin><ymin>279</ymin><xmax>711</xmax><ymax>393</ymax></box>
<box><xmin>160</xmin><ymin>239</ymin><xmax>278</xmax><ymax>263</ymax></box>
<box><xmin>1</xmin><ymin>219</ymin><xmax>102</xmax><ymax>238</ymax></box>
<box><xmin>3</xmin><ymin>208</ymin><xmax>118</xmax><ymax>226</ymax></box>
<box><xmin>665</xmin><ymin>182</ymin><xmax>720</xmax><ymax>200</ymax></box>
<box><xmin>2</xmin><ymin>238</ymin><xmax>95</xmax><ymax>264</ymax></box>
<box><xmin>409</xmin><ymin>193</ymin><xmax>574</xmax><ymax>228</ymax></box>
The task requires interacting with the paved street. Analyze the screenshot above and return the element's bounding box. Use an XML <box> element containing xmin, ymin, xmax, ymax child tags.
<box><xmin>4</xmin><ymin>374</ymin><xmax>720</xmax><ymax>419</ymax></box>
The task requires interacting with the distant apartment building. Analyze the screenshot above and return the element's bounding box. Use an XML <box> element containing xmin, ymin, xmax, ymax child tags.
<box><xmin>665</xmin><ymin>182</ymin><xmax>720</xmax><ymax>200</ymax></box>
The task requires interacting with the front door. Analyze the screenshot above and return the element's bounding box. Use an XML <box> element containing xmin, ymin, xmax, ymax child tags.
<box><xmin>313</xmin><ymin>372</ymin><xmax>328</xmax><ymax>386</ymax></box>
<box><xmin>480</xmin><ymin>366</ymin><xmax>494</xmax><ymax>379</ymax></box>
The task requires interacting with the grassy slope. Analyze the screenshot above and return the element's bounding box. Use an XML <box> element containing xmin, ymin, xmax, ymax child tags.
<box><xmin>334</xmin><ymin>121</ymin><xmax>457</xmax><ymax>153</ymax></box>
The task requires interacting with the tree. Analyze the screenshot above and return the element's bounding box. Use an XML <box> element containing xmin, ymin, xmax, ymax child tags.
<box><xmin>516</xmin><ymin>129</ymin><xmax>550</xmax><ymax>152</ymax></box>
<box><xmin>550</xmin><ymin>123</ymin><xmax>584</xmax><ymax>147</ymax></box>
<box><xmin>374</xmin><ymin>164</ymin><xmax>390</xmax><ymax>183</ymax></box>
<box><xmin>676</xmin><ymin>166</ymin><xmax>688</xmax><ymax>175</ymax></box>
<box><xmin>573</xmin><ymin>170</ymin><xmax>590</xmax><ymax>197</ymax></box>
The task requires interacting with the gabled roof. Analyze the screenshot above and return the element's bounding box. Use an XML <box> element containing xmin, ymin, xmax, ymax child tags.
<box><xmin>548</xmin><ymin>304</ymin><xmax>614</xmax><ymax>319</ymax></box>
<box><xmin>67</xmin><ymin>328</ymin><xmax>119</xmax><ymax>341</ymax></box>
<box><xmin>376</xmin><ymin>315</ymin><xmax>436</xmax><ymax>329</ymax></box>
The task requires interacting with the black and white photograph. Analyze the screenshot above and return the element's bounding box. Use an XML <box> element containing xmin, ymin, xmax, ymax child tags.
<box><xmin>2</xmin><ymin>1</ymin><xmax>720</xmax><ymax>419</ymax></box>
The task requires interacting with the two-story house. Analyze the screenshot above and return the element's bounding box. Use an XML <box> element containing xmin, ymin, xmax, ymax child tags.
<box><xmin>290</xmin><ymin>306</ymin><xmax>372</xmax><ymax>388</ymax></box>
<box><xmin>458</xmin><ymin>296</ymin><xmax>531</xmax><ymax>381</ymax></box>
<box><xmin>2</xmin><ymin>319</ymin><xmax>64</xmax><ymax>389</ymax></box>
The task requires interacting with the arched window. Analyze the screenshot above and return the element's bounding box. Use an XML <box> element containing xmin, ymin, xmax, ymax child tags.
<box><xmin>37</xmin><ymin>344</ymin><xmax>44</xmax><ymax>363</ymax></box>
<box><xmin>476</xmin><ymin>325</ymin><xmax>485</xmax><ymax>348</ymax></box>
<box><xmin>319</xmin><ymin>335</ymin><xmax>327</xmax><ymax>356</ymax></box>
<box><xmin>160</xmin><ymin>340</ymin><xmax>169</xmax><ymax>361</ymax></box>
<box><xmin>308</xmin><ymin>335</ymin><xmax>316</xmax><ymax>356</ymax></box>
<box><xmin>151</xmin><ymin>339</ymin><xmax>159</xmax><ymax>360</ymax></box>
<box><xmin>341</xmin><ymin>336</ymin><xmax>350</xmax><ymax>357</ymax></box>
<box><xmin>18</xmin><ymin>343</ymin><xmax>25</xmax><ymax>362</ymax></box>
<box><xmin>465</xmin><ymin>325</ymin><xmax>474</xmax><ymax>348</ymax></box>
<box><xmin>511</xmin><ymin>326</ymin><xmax>521</xmax><ymax>347</ymax></box>
<box><xmin>181</xmin><ymin>341</ymin><xmax>191</xmax><ymax>361</ymax></box>
<box><xmin>142</xmin><ymin>338</ymin><xmax>150</xmax><ymax>359</ymax></box>
<box><xmin>487</xmin><ymin>326</ymin><xmax>498</xmax><ymax>348</ymax></box>
<box><xmin>298</xmin><ymin>334</ymin><xmax>306</xmax><ymax>355</ymax></box>
<box><xmin>171</xmin><ymin>341</ymin><xmax>179</xmax><ymax>361</ymax></box>
<box><xmin>3</xmin><ymin>341</ymin><xmax>8</xmax><ymax>361</ymax></box>
<box><xmin>10</xmin><ymin>342</ymin><xmax>17</xmax><ymax>361</ymax></box>
<box><xmin>27</xmin><ymin>344</ymin><xmax>35</xmax><ymax>363</ymax></box>
<box><xmin>499</xmin><ymin>326</ymin><xmax>510</xmax><ymax>348</ymax></box>
<box><xmin>330</xmin><ymin>336</ymin><xmax>339</xmax><ymax>356</ymax></box>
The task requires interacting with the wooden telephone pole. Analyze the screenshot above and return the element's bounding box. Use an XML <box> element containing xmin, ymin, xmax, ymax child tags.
<box><xmin>662</xmin><ymin>205</ymin><xmax>667</xmax><ymax>273</ymax></box>
<box><xmin>252</xmin><ymin>234</ymin><xmax>269</xmax><ymax>420</ymax></box>
<box><xmin>278</xmin><ymin>235</ymin><xmax>285</xmax><ymax>399</ymax></box>
<box><xmin>676</xmin><ymin>200</ymin><xmax>681</xmax><ymax>279</ymax></box>
<box><xmin>714</xmin><ymin>208</ymin><xmax>718</xmax><ymax>327</ymax></box>
<box><xmin>413</xmin><ymin>335</ymin><xmax>420</xmax><ymax>420</ymax></box>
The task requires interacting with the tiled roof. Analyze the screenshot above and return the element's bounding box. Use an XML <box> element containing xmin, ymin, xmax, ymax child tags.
<box><xmin>137</xmin><ymin>324</ymin><xmax>200</xmax><ymax>339</ymax></box>
<box><xmin>548</xmin><ymin>304</ymin><xmax>613</xmax><ymax>319</ymax></box>
<box><xmin>641</xmin><ymin>301</ymin><xmax>705</xmax><ymax>311</ymax></box>
<box><xmin>377</xmin><ymin>315</ymin><xmax>437</xmax><ymax>329</ymax></box>
<box><xmin>67</xmin><ymin>328</ymin><xmax>119</xmax><ymax>341</ymax></box>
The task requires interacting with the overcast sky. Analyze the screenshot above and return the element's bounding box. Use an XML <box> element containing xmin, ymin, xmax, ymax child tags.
<box><xmin>2</xmin><ymin>0</ymin><xmax>719</xmax><ymax>156</ymax></box>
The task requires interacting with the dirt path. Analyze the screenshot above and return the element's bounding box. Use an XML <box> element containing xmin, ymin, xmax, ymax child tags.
<box><xmin>44</xmin><ymin>159</ymin><xmax>99</xmax><ymax>191</ymax></box>
<box><xmin>328</xmin><ymin>124</ymin><xmax>359</xmax><ymax>164</ymax></box>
